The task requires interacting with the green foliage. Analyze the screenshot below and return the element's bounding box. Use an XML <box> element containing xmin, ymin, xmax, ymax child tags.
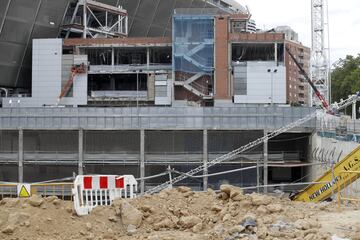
<box><xmin>331</xmin><ymin>54</ymin><xmax>360</xmax><ymax>102</ymax></box>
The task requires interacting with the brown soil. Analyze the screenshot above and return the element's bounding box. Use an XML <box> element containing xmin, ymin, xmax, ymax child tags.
<box><xmin>0</xmin><ymin>185</ymin><xmax>359</xmax><ymax>240</ymax></box>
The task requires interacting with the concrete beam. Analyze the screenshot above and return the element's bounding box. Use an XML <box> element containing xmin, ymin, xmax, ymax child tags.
<box><xmin>18</xmin><ymin>128</ymin><xmax>23</xmax><ymax>183</ymax></box>
<box><xmin>140</xmin><ymin>129</ymin><xmax>145</xmax><ymax>194</ymax></box>
<box><xmin>203</xmin><ymin>129</ymin><xmax>208</xmax><ymax>190</ymax></box>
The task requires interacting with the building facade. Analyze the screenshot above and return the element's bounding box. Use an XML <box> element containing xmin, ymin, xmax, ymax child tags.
<box><xmin>2</xmin><ymin>10</ymin><xmax>310</xmax><ymax>108</ymax></box>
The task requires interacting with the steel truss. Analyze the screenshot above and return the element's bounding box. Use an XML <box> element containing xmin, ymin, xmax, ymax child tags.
<box><xmin>62</xmin><ymin>0</ymin><xmax>128</xmax><ymax>38</ymax></box>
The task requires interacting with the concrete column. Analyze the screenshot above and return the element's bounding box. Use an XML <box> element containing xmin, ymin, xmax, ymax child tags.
<box><xmin>140</xmin><ymin>129</ymin><xmax>145</xmax><ymax>194</ymax></box>
<box><xmin>111</xmin><ymin>47</ymin><xmax>115</xmax><ymax>66</ymax></box>
<box><xmin>83</xmin><ymin>2</ymin><xmax>87</xmax><ymax>38</ymax></box>
<box><xmin>256</xmin><ymin>156</ymin><xmax>260</xmax><ymax>193</ymax></box>
<box><xmin>146</xmin><ymin>47</ymin><xmax>150</xmax><ymax>69</ymax></box>
<box><xmin>18</xmin><ymin>128</ymin><xmax>24</xmax><ymax>183</ymax></box>
<box><xmin>203</xmin><ymin>129</ymin><xmax>208</xmax><ymax>190</ymax></box>
<box><xmin>263</xmin><ymin>129</ymin><xmax>268</xmax><ymax>193</ymax></box>
<box><xmin>352</xmin><ymin>101</ymin><xmax>357</xmax><ymax>120</ymax></box>
<box><xmin>78</xmin><ymin>128</ymin><xmax>84</xmax><ymax>175</ymax></box>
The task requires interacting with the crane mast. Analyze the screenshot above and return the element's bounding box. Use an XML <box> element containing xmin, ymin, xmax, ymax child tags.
<box><xmin>311</xmin><ymin>0</ymin><xmax>330</xmax><ymax>106</ymax></box>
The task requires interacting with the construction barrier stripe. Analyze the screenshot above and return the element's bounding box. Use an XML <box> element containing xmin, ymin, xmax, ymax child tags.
<box><xmin>100</xmin><ymin>176</ymin><xmax>108</xmax><ymax>189</ymax></box>
<box><xmin>116</xmin><ymin>177</ymin><xmax>124</xmax><ymax>188</ymax></box>
<box><xmin>73</xmin><ymin>175</ymin><xmax>137</xmax><ymax>216</ymax></box>
<box><xmin>83</xmin><ymin>176</ymin><xmax>92</xmax><ymax>189</ymax></box>
<box><xmin>82</xmin><ymin>176</ymin><xmax>126</xmax><ymax>190</ymax></box>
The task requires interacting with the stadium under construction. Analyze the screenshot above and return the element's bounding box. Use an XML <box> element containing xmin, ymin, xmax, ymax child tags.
<box><xmin>0</xmin><ymin>0</ymin><xmax>356</xmax><ymax>194</ymax></box>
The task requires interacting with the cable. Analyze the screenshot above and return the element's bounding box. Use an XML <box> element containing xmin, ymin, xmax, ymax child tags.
<box><xmin>240</xmin><ymin>181</ymin><xmax>330</xmax><ymax>191</ymax></box>
<box><xmin>268</xmin><ymin>135</ymin><xmax>310</xmax><ymax>142</ymax></box>
<box><xmin>135</xmin><ymin>171</ymin><xmax>169</xmax><ymax>181</ymax></box>
<box><xmin>169</xmin><ymin>162</ymin><xmax>322</xmax><ymax>179</ymax></box>
<box><xmin>171</xmin><ymin>165</ymin><xmax>257</xmax><ymax>178</ymax></box>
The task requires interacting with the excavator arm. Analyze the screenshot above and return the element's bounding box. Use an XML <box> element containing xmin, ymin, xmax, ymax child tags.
<box><xmin>292</xmin><ymin>145</ymin><xmax>360</xmax><ymax>202</ymax></box>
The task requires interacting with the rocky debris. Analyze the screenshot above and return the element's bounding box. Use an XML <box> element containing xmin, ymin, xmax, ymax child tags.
<box><xmin>28</xmin><ymin>195</ymin><xmax>44</xmax><ymax>207</ymax></box>
<box><xmin>153</xmin><ymin>218</ymin><xmax>174</xmax><ymax>230</ymax></box>
<box><xmin>0</xmin><ymin>185</ymin><xmax>358</xmax><ymax>240</ymax></box>
<box><xmin>294</xmin><ymin>219</ymin><xmax>311</xmax><ymax>230</ymax></box>
<box><xmin>1</xmin><ymin>198</ymin><xmax>20</xmax><ymax>208</ymax></box>
<box><xmin>108</xmin><ymin>215</ymin><xmax>117</xmax><ymax>222</ymax></box>
<box><xmin>85</xmin><ymin>222</ymin><xmax>92</xmax><ymax>231</ymax></box>
<box><xmin>211</xmin><ymin>204</ymin><xmax>222</xmax><ymax>212</ymax></box>
<box><xmin>250</xmin><ymin>193</ymin><xmax>272</xmax><ymax>206</ymax></box>
<box><xmin>1</xmin><ymin>225</ymin><xmax>16</xmax><ymax>235</ymax></box>
<box><xmin>219</xmin><ymin>184</ymin><xmax>244</xmax><ymax>201</ymax></box>
<box><xmin>177</xmin><ymin>186</ymin><xmax>192</xmax><ymax>193</ymax></box>
<box><xmin>266</xmin><ymin>203</ymin><xmax>283</xmax><ymax>213</ymax></box>
<box><xmin>120</xmin><ymin>200</ymin><xmax>143</xmax><ymax>227</ymax></box>
<box><xmin>179</xmin><ymin>215</ymin><xmax>202</xmax><ymax>229</ymax></box>
<box><xmin>126</xmin><ymin>224</ymin><xmax>137</xmax><ymax>236</ymax></box>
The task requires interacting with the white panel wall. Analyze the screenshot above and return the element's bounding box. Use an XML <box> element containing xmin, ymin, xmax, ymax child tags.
<box><xmin>32</xmin><ymin>39</ymin><xmax>62</xmax><ymax>106</ymax></box>
<box><xmin>234</xmin><ymin>61</ymin><xmax>286</xmax><ymax>104</ymax></box>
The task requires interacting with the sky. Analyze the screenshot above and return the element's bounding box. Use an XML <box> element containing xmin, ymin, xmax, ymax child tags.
<box><xmin>237</xmin><ymin>0</ymin><xmax>360</xmax><ymax>64</ymax></box>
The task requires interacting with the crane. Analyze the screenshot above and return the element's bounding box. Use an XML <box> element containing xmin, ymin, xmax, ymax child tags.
<box><xmin>285</xmin><ymin>47</ymin><xmax>331</xmax><ymax>113</ymax></box>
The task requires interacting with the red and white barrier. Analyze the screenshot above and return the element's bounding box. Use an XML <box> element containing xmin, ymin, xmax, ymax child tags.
<box><xmin>72</xmin><ymin>175</ymin><xmax>137</xmax><ymax>216</ymax></box>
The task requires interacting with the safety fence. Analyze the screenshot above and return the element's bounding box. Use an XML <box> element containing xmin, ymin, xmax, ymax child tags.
<box><xmin>0</xmin><ymin>182</ymin><xmax>74</xmax><ymax>200</ymax></box>
<box><xmin>337</xmin><ymin>171</ymin><xmax>360</xmax><ymax>209</ymax></box>
<box><xmin>0</xmin><ymin>184</ymin><xmax>18</xmax><ymax>198</ymax></box>
<box><xmin>31</xmin><ymin>183</ymin><xmax>74</xmax><ymax>200</ymax></box>
<box><xmin>73</xmin><ymin>175</ymin><xmax>137</xmax><ymax>215</ymax></box>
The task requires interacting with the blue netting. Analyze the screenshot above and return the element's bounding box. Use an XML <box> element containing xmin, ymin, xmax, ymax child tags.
<box><xmin>173</xmin><ymin>15</ymin><xmax>214</xmax><ymax>77</ymax></box>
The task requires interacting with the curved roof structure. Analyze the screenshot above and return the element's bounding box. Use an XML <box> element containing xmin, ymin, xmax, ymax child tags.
<box><xmin>0</xmin><ymin>0</ymin><xmax>246</xmax><ymax>89</ymax></box>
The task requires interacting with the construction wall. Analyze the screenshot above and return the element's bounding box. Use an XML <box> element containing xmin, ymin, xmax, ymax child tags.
<box><xmin>310</xmin><ymin>134</ymin><xmax>359</xmax><ymax>181</ymax></box>
<box><xmin>214</xmin><ymin>16</ymin><xmax>230</xmax><ymax>99</ymax></box>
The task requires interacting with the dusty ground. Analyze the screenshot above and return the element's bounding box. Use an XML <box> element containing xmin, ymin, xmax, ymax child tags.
<box><xmin>0</xmin><ymin>185</ymin><xmax>360</xmax><ymax>240</ymax></box>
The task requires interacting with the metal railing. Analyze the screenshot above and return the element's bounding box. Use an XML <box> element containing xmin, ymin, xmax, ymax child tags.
<box><xmin>337</xmin><ymin>171</ymin><xmax>360</xmax><ymax>209</ymax></box>
<box><xmin>0</xmin><ymin>150</ymin><xmax>303</xmax><ymax>165</ymax></box>
<box><xmin>0</xmin><ymin>182</ymin><xmax>74</xmax><ymax>200</ymax></box>
<box><xmin>31</xmin><ymin>183</ymin><xmax>73</xmax><ymax>200</ymax></box>
<box><xmin>0</xmin><ymin>183</ymin><xmax>17</xmax><ymax>198</ymax></box>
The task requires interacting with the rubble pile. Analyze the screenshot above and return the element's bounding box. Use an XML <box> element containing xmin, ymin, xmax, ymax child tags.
<box><xmin>0</xmin><ymin>185</ymin><xmax>360</xmax><ymax>240</ymax></box>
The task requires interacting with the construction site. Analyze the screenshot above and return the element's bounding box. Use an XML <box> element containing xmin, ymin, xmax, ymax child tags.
<box><xmin>0</xmin><ymin>0</ymin><xmax>360</xmax><ymax>239</ymax></box>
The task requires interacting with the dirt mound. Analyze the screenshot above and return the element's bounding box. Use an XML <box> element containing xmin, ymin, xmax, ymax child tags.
<box><xmin>0</xmin><ymin>185</ymin><xmax>359</xmax><ymax>240</ymax></box>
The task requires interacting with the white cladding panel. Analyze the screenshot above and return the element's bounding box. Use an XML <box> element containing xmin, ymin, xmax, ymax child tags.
<box><xmin>32</xmin><ymin>39</ymin><xmax>62</xmax><ymax>106</ymax></box>
<box><xmin>234</xmin><ymin>61</ymin><xmax>286</xmax><ymax>104</ymax></box>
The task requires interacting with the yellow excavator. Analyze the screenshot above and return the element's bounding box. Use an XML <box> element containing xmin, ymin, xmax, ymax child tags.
<box><xmin>291</xmin><ymin>145</ymin><xmax>360</xmax><ymax>202</ymax></box>
<box><xmin>286</xmin><ymin>47</ymin><xmax>360</xmax><ymax>202</ymax></box>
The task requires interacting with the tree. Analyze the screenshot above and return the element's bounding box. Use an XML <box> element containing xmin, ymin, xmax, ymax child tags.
<box><xmin>331</xmin><ymin>54</ymin><xmax>360</xmax><ymax>102</ymax></box>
